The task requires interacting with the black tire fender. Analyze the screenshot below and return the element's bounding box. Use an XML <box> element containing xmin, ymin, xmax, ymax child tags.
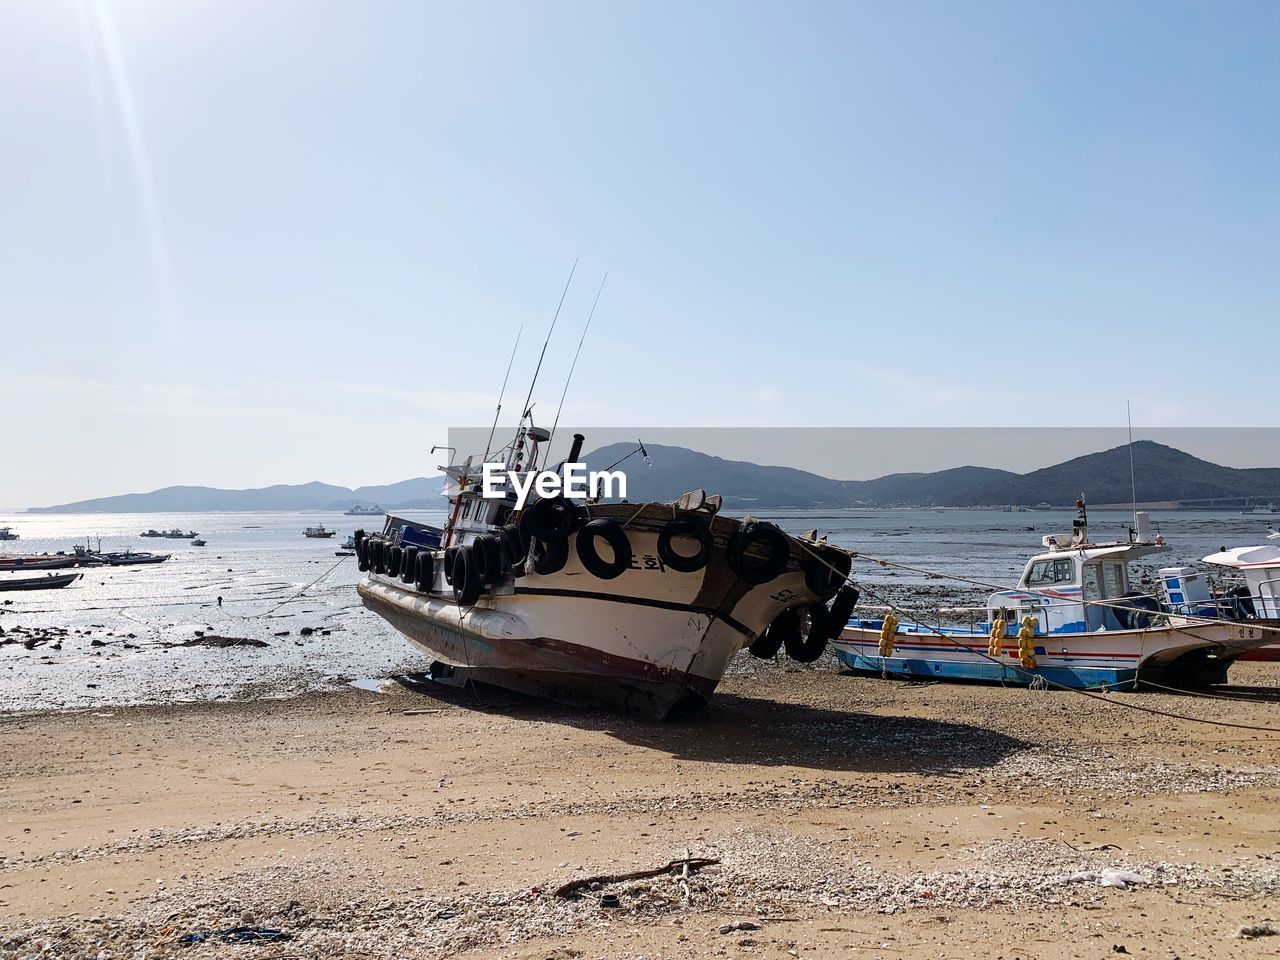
<box><xmin>519</xmin><ymin>496</ymin><xmax>580</xmax><ymax>544</ymax></box>
<box><xmin>499</xmin><ymin>524</ymin><xmax>525</xmax><ymax>573</ymax></box>
<box><xmin>400</xmin><ymin>545</ymin><xmax>419</xmax><ymax>584</ymax></box>
<box><xmin>804</xmin><ymin>548</ymin><xmax>852</xmax><ymax>602</ymax></box>
<box><xmin>575</xmin><ymin>519</ymin><xmax>632</xmax><ymax>580</ymax></box>
<box><xmin>387</xmin><ymin>545</ymin><xmax>403</xmax><ymax>580</ymax></box>
<box><xmin>415</xmin><ymin>551</ymin><xmax>435</xmax><ymax>592</ymax></box>
<box><xmin>656</xmin><ymin>517</ymin><xmax>712</xmax><ymax>573</ymax></box>
<box><xmin>826</xmin><ymin>585</ymin><xmax>860</xmax><ymax>640</ymax></box>
<box><xmin>531</xmin><ymin>536</ymin><xmax>569</xmax><ymax>576</ymax></box>
<box><xmin>472</xmin><ymin>534</ymin><xmax>502</xmax><ymax>586</ymax></box>
<box><xmin>357</xmin><ymin>536</ymin><xmax>370</xmax><ymax>573</ymax></box>
<box><xmin>452</xmin><ymin>546</ymin><xmax>482</xmax><ymax>605</ymax></box>
<box><xmin>785</xmin><ymin>604</ymin><xmax>830</xmax><ymax>664</ymax></box>
<box><xmin>749</xmin><ymin>607</ymin><xmax>801</xmax><ymax>659</ymax></box>
<box><xmin>443</xmin><ymin>546</ymin><xmax>460</xmax><ymax>586</ymax></box>
<box><xmin>727</xmin><ymin>521</ymin><xmax>790</xmax><ymax>585</ymax></box>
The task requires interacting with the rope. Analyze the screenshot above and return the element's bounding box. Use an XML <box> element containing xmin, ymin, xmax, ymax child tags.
<box><xmin>796</xmin><ymin>542</ymin><xmax>1280</xmax><ymax>735</ymax></box>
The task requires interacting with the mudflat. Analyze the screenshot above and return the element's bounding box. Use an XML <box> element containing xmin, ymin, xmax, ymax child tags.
<box><xmin>3</xmin><ymin>664</ymin><xmax>1279</xmax><ymax>958</ymax></box>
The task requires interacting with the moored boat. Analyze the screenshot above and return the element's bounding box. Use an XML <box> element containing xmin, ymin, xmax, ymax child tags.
<box><xmin>0</xmin><ymin>554</ymin><xmax>77</xmax><ymax>570</ymax></box>
<box><xmin>0</xmin><ymin>572</ymin><xmax>82</xmax><ymax>592</ymax></box>
<box><xmin>831</xmin><ymin>501</ymin><xmax>1280</xmax><ymax>689</ymax></box>
<box><xmin>304</xmin><ymin>525</ymin><xmax>336</xmax><ymax>538</ymax></box>
<box><xmin>0</xmin><ymin>527</ymin><xmax>18</xmax><ymax>541</ymax></box>
<box><xmin>344</xmin><ymin>504</ymin><xmax>384</xmax><ymax>516</ymax></box>
<box><xmin>1200</xmin><ymin>540</ymin><xmax>1280</xmax><ymax>661</ymax></box>
<box><xmin>140</xmin><ymin>528</ymin><xmax>198</xmax><ymax>539</ymax></box>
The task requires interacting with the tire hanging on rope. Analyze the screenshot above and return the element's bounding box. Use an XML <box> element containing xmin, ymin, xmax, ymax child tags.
<box><xmin>471</xmin><ymin>534</ymin><xmax>502</xmax><ymax>587</ymax></box>
<box><xmin>415</xmin><ymin>551</ymin><xmax>434</xmax><ymax>592</ymax></box>
<box><xmin>784</xmin><ymin>604</ymin><xmax>830</xmax><ymax>664</ymax></box>
<box><xmin>530</xmin><ymin>536</ymin><xmax>569</xmax><ymax>576</ymax></box>
<box><xmin>400</xmin><ymin>545</ymin><xmax>419</xmax><ymax>585</ymax></box>
<box><xmin>825</xmin><ymin>584</ymin><xmax>860</xmax><ymax>640</ymax></box>
<box><xmin>452</xmin><ymin>545</ymin><xmax>482</xmax><ymax>605</ymax></box>
<box><xmin>443</xmin><ymin>546</ymin><xmax>460</xmax><ymax>586</ymax></box>
<box><xmin>804</xmin><ymin>547</ymin><xmax>852</xmax><ymax>602</ymax></box>
<box><xmin>575</xmin><ymin>519</ymin><xmax>632</xmax><ymax>580</ymax></box>
<box><xmin>656</xmin><ymin>517</ymin><xmax>713</xmax><ymax>573</ymax></box>
<box><xmin>499</xmin><ymin>524</ymin><xmax>525</xmax><ymax>574</ymax></box>
<box><xmin>388</xmin><ymin>545</ymin><xmax>403</xmax><ymax>580</ymax></box>
<box><xmin>727</xmin><ymin>521</ymin><xmax>790</xmax><ymax>585</ymax></box>
<box><xmin>749</xmin><ymin>607</ymin><xmax>801</xmax><ymax>659</ymax></box>
<box><xmin>357</xmin><ymin>536</ymin><xmax>370</xmax><ymax>572</ymax></box>
<box><xmin>519</xmin><ymin>496</ymin><xmax>580</xmax><ymax>544</ymax></box>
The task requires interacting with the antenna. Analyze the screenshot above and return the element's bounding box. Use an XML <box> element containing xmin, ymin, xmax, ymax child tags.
<box><xmin>544</xmin><ymin>272</ymin><xmax>607</xmax><ymax>468</ymax></box>
<box><xmin>482</xmin><ymin>323</ymin><xmax>524</xmax><ymax>463</ymax></box>
<box><xmin>518</xmin><ymin>259</ymin><xmax>577</xmax><ymax>435</ymax></box>
<box><xmin>1127</xmin><ymin>400</ymin><xmax>1138</xmax><ymax>527</ymax></box>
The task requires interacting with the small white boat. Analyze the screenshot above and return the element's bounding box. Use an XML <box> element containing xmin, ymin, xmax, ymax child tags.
<box><xmin>832</xmin><ymin>501</ymin><xmax>1280</xmax><ymax>689</ymax></box>
<box><xmin>0</xmin><ymin>527</ymin><xmax>18</xmax><ymax>541</ymax></box>
<box><xmin>304</xmin><ymin>525</ymin><xmax>336</xmax><ymax>539</ymax></box>
<box><xmin>1200</xmin><ymin>540</ymin><xmax>1280</xmax><ymax>661</ymax></box>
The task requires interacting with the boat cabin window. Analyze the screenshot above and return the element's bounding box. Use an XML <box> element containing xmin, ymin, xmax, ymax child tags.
<box><xmin>1026</xmin><ymin>557</ymin><xmax>1075</xmax><ymax>586</ymax></box>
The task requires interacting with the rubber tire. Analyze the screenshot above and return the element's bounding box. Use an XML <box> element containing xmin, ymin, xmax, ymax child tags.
<box><xmin>443</xmin><ymin>546</ymin><xmax>460</xmax><ymax>586</ymax></box>
<box><xmin>804</xmin><ymin>547</ymin><xmax>852</xmax><ymax>602</ymax></box>
<box><xmin>472</xmin><ymin>534</ymin><xmax>502</xmax><ymax>587</ymax></box>
<box><xmin>1113</xmin><ymin>592</ymin><xmax>1159</xmax><ymax>630</ymax></box>
<box><xmin>357</xmin><ymin>536</ymin><xmax>370</xmax><ymax>573</ymax></box>
<box><xmin>785</xmin><ymin>604</ymin><xmax>830</xmax><ymax>663</ymax></box>
<box><xmin>727</xmin><ymin>521</ymin><xmax>790</xmax><ymax>585</ymax></box>
<box><xmin>372</xmin><ymin>539</ymin><xmax>386</xmax><ymax>575</ymax></box>
<box><xmin>415</xmin><ymin>551</ymin><xmax>434</xmax><ymax>592</ymax></box>
<box><xmin>656</xmin><ymin>517</ymin><xmax>712</xmax><ymax>573</ymax></box>
<box><xmin>388</xmin><ymin>545</ymin><xmax>403</xmax><ymax>580</ymax></box>
<box><xmin>750</xmin><ymin>608</ymin><xmax>801</xmax><ymax>659</ymax></box>
<box><xmin>531</xmin><ymin>537</ymin><xmax>569</xmax><ymax>576</ymax></box>
<box><xmin>576</xmin><ymin>519</ymin><xmax>632</xmax><ymax>580</ymax></box>
<box><xmin>520</xmin><ymin>496</ymin><xmax>580</xmax><ymax>544</ymax></box>
<box><xmin>826</xmin><ymin>585</ymin><xmax>860</xmax><ymax>640</ymax></box>
<box><xmin>452</xmin><ymin>546</ymin><xmax>482</xmax><ymax>606</ymax></box>
<box><xmin>400</xmin><ymin>545</ymin><xmax>419</xmax><ymax>584</ymax></box>
<box><xmin>499</xmin><ymin>524</ymin><xmax>525</xmax><ymax>573</ymax></box>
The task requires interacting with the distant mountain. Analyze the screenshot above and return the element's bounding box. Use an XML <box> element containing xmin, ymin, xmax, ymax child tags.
<box><xmin>579</xmin><ymin>442</ymin><xmax>857</xmax><ymax>508</ymax></box>
<box><xmin>25</xmin><ymin>441</ymin><xmax>1280</xmax><ymax>512</ymax></box>
<box><xmin>28</xmin><ymin>478</ymin><xmax>446</xmax><ymax>514</ymax></box>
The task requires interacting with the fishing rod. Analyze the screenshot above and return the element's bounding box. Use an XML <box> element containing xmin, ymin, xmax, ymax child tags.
<box><xmin>482</xmin><ymin>323</ymin><xmax>524</xmax><ymax>463</ymax></box>
<box><xmin>518</xmin><ymin>259</ymin><xmax>578</xmax><ymax>435</ymax></box>
<box><xmin>544</xmin><ymin>272</ymin><xmax>608</xmax><ymax>469</ymax></box>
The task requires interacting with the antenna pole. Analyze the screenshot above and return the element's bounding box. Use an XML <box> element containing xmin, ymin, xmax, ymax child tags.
<box><xmin>1127</xmin><ymin>400</ymin><xmax>1138</xmax><ymax>526</ymax></box>
<box><xmin>519</xmin><ymin>259</ymin><xmax>577</xmax><ymax>432</ymax></box>
<box><xmin>482</xmin><ymin>324</ymin><xmax>524</xmax><ymax>463</ymax></box>
<box><xmin>544</xmin><ymin>272</ymin><xmax>607</xmax><ymax>468</ymax></box>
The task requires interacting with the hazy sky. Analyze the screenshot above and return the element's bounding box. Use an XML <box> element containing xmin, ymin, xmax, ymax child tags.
<box><xmin>3</xmin><ymin>1</ymin><xmax>1278</xmax><ymax>508</ymax></box>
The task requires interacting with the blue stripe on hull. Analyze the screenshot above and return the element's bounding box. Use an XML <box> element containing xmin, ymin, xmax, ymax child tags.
<box><xmin>833</xmin><ymin>647</ymin><xmax>1137</xmax><ymax>689</ymax></box>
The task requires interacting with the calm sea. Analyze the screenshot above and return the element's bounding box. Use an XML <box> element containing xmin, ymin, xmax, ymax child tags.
<box><xmin>1</xmin><ymin>507</ymin><xmax>1274</xmax><ymax>711</ymax></box>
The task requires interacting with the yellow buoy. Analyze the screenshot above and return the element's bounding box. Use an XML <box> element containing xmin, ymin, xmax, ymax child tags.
<box><xmin>879</xmin><ymin>613</ymin><xmax>899</xmax><ymax>658</ymax></box>
<box><xmin>987</xmin><ymin>616</ymin><xmax>1007</xmax><ymax>658</ymax></box>
<box><xmin>1017</xmin><ymin>615</ymin><xmax>1038</xmax><ymax>669</ymax></box>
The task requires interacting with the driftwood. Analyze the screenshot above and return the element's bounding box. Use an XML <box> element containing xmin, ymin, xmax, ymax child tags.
<box><xmin>553</xmin><ymin>857</ymin><xmax>720</xmax><ymax>899</ymax></box>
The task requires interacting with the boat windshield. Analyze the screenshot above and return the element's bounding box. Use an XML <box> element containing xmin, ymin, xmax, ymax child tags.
<box><xmin>1026</xmin><ymin>557</ymin><xmax>1074</xmax><ymax>586</ymax></box>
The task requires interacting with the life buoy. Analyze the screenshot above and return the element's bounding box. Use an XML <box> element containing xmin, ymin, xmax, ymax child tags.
<box><xmin>415</xmin><ymin>551</ymin><xmax>434</xmax><ymax>592</ymax></box>
<box><xmin>452</xmin><ymin>545</ymin><xmax>482</xmax><ymax>605</ymax></box>
<box><xmin>531</xmin><ymin>536</ymin><xmax>569</xmax><ymax>576</ymax></box>
<box><xmin>749</xmin><ymin>607</ymin><xmax>800</xmax><ymax>659</ymax></box>
<box><xmin>804</xmin><ymin>548</ymin><xmax>851</xmax><ymax>602</ymax></box>
<box><xmin>656</xmin><ymin>517</ymin><xmax>712</xmax><ymax>573</ymax></box>
<box><xmin>576</xmin><ymin>519</ymin><xmax>632</xmax><ymax>580</ymax></box>
<box><xmin>784</xmin><ymin>604</ymin><xmax>829</xmax><ymax>663</ymax></box>
<box><xmin>727</xmin><ymin>521</ymin><xmax>790</xmax><ymax>585</ymax></box>
<box><xmin>471</xmin><ymin>534</ymin><xmax>502</xmax><ymax>586</ymax></box>
<box><xmin>400</xmin><ymin>545</ymin><xmax>419</xmax><ymax>584</ymax></box>
<box><xmin>443</xmin><ymin>546</ymin><xmax>460</xmax><ymax>586</ymax></box>
<box><xmin>519</xmin><ymin>496</ymin><xmax>580</xmax><ymax>544</ymax></box>
<box><xmin>388</xmin><ymin>545</ymin><xmax>403</xmax><ymax>580</ymax></box>
<box><xmin>825</xmin><ymin>585</ymin><xmax>860</xmax><ymax>640</ymax></box>
<box><xmin>499</xmin><ymin>524</ymin><xmax>525</xmax><ymax>573</ymax></box>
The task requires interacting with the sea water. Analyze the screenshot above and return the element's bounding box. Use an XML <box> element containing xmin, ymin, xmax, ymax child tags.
<box><xmin>0</xmin><ymin>508</ymin><xmax>1272</xmax><ymax>711</ymax></box>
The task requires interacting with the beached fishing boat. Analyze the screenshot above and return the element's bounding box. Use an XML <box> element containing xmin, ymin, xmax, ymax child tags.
<box><xmin>832</xmin><ymin>501</ymin><xmax>1280</xmax><ymax>689</ymax></box>
<box><xmin>73</xmin><ymin>544</ymin><xmax>170</xmax><ymax>566</ymax></box>
<box><xmin>1199</xmin><ymin>539</ymin><xmax>1280</xmax><ymax>661</ymax></box>
<box><xmin>356</xmin><ymin>429</ymin><xmax>852</xmax><ymax>720</ymax></box>
<box><xmin>0</xmin><ymin>554</ymin><xmax>77</xmax><ymax>570</ymax></box>
<box><xmin>0</xmin><ymin>572</ymin><xmax>81</xmax><ymax>592</ymax></box>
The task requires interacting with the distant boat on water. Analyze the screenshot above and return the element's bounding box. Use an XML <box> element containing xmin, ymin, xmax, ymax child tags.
<box><xmin>344</xmin><ymin>504</ymin><xmax>384</xmax><ymax>516</ymax></box>
<box><xmin>0</xmin><ymin>527</ymin><xmax>18</xmax><ymax>541</ymax></box>
<box><xmin>140</xmin><ymin>528</ymin><xmax>198</xmax><ymax>539</ymax></box>
<box><xmin>304</xmin><ymin>525</ymin><xmax>336</xmax><ymax>539</ymax></box>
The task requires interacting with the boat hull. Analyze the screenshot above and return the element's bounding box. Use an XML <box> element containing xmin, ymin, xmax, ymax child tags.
<box><xmin>833</xmin><ymin>617</ymin><xmax>1280</xmax><ymax>689</ymax></box>
<box><xmin>358</xmin><ymin>504</ymin><xmax>834</xmax><ymax>719</ymax></box>
<box><xmin>0</xmin><ymin>572</ymin><xmax>81</xmax><ymax>592</ymax></box>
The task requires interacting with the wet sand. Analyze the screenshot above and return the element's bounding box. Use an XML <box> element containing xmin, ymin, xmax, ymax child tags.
<box><xmin>3</xmin><ymin>665</ymin><xmax>1280</xmax><ymax>958</ymax></box>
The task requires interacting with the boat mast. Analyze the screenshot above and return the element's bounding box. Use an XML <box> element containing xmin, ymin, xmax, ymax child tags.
<box><xmin>544</xmin><ymin>272</ymin><xmax>607</xmax><ymax>470</ymax></box>
<box><xmin>1127</xmin><ymin>400</ymin><xmax>1138</xmax><ymax>535</ymax></box>
<box><xmin>482</xmin><ymin>323</ymin><xmax>524</xmax><ymax>464</ymax></box>
<box><xmin>512</xmin><ymin>259</ymin><xmax>577</xmax><ymax>472</ymax></box>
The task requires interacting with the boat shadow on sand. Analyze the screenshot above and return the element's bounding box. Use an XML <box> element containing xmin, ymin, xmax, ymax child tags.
<box><xmin>387</xmin><ymin>676</ymin><xmax>1030</xmax><ymax>775</ymax></box>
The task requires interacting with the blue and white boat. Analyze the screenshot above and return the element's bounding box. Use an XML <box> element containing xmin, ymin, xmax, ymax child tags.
<box><xmin>833</xmin><ymin>501</ymin><xmax>1280</xmax><ymax>690</ymax></box>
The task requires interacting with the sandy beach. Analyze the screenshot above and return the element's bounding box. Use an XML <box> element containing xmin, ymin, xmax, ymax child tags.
<box><xmin>3</xmin><ymin>664</ymin><xmax>1279</xmax><ymax>959</ymax></box>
